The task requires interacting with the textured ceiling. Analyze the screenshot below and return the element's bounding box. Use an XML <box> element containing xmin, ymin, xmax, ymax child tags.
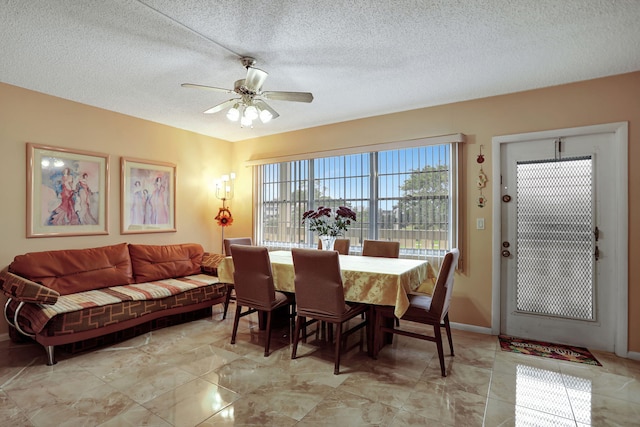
<box><xmin>2</xmin><ymin>0</ymin><xmax>640</xmax><ymax>142</ymax></box>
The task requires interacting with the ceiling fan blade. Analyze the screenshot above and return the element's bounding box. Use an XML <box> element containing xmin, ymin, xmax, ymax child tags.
<box><xmin>254</xmin><ymin>99</ymin><xmax>280</xmax><ymax>120</ymax></box>
<box><xmin>203</xmin><ymin>99</ymin><xmax>237</xmax><ymax>114</ymax></box>
<box><xmin>261</xmin><ymin>91</ymin><xmax>314</xmax><ymax>103</ymax></box>
<box><xmin>244</xmin><ymin>67</ymin><xmax>268</xmax><ymax>92</ymax></box>
<box><xmin>181</xmin><ymin>83</ymin><xmax>234</xmax><ymax>94</ymax></box>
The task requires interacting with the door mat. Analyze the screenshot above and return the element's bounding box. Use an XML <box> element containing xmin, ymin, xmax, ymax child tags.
<box><xmin>498</xmin><ymin>335</ymin><xmax>602</xmax><ymax>366</ymax></box>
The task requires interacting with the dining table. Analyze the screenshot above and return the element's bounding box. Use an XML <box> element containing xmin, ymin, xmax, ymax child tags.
<box><xmin>216</xmin><ymin>250</ymin><xmax>437</xmax><ymax>319</ymax></box>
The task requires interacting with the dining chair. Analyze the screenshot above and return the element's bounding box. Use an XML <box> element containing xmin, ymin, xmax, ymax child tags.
<box><xmin>222</xmin><ymin>237</ymin><xmax>253</xmax><ymax>319</ymax></box>
<box><xmin>362</xmin><ymin>239</ymin><xmax>401</xmax><ymax>325</ymax></box>
<box><xmin>230</xmin><ymin>245</ymin><xmax>295</xmax><ymax>357</ymax></box>
<box><xmin>317</xmin><ymin>238</ymin><xmax>350</xmax><ymax>255</ymax></box>
<box><xmin>373</xmin><ymin>248</ymin><xmax>459</xmax><ymax>376</ymax></box>
<box><xmin>362</xmin><ymin>239</ymin><xmax>400</xmax><ymax>258</ymax></box>
<box><xmin>224</xmin><ymin>237</ymin><xmax>253</xmax><ymax>256</ymax></box>
<box><xmin>291</xmin><ymin>248</ymin><xmax>370</xmax><ymax>374</ymax></box>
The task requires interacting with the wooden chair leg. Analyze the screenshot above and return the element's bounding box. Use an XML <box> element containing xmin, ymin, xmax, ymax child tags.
<box><xmin>443</xmin><ymin>314</ymin><xmax>454</xmax><ymax>356</ymax></box>
<box><xmin>366</xmin><ymin>309</ymin><xmax>373</xmax><ymax>356</ymax></box>
<box><xmin>231</xmin><ymin>305</ymin><xmax>242</xmax><ymax>344</ymax></box>
<box><xmin>264</xmin><ymin>311</ymin><xmax>273</xmax><ymax>357</ymax></box>
<box><xmin>334</xmin><ymin>322</ymin><xmax>343</xmax><ymax>375</ymax></box>
<box><xmin>222</xmin><ymin>284</ymin><xmax>233</xmax><ymax>320</ymax></box>
<box><xmin>292</xmin><ymin>316</ymin><xmax>303</xmax><ymax>359</ymax></box>
<box><xmin>434</xmin><ymin>323</ymin><xmax>446</xmax><ymax>377</ymax></box>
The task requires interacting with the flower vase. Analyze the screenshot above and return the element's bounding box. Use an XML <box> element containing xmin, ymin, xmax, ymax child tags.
<box><xmin>319</xmin><ymin>235</ymin><xmax>336</xmax><ymax>251</ymax></box>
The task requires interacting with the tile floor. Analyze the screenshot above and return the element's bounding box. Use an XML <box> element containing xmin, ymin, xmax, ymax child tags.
<box><xmin>1</xmin><ymin>303</ymin><xmax>639</xmax><ymax>426</ymax></box>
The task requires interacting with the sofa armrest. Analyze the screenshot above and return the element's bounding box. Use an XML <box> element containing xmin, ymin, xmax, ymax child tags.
<box><xmin>201</xmin><ymin>253</ymin><xmax>226</xmax><ymax>276</ymax></box>
<box><xmin>0</xmin><ymin>267</ymin><xmax>59</xmax><ymax>305</ymax></box>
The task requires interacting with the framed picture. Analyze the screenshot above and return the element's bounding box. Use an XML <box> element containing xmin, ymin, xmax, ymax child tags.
<box><xmin>121</xmin><ymin>157</ymin><xmax>176</xmax><ymax>234</ymax></box>
<box><xmin>27</xmin><ymin>143</ymin><xmax>109</xmax><ymax>238</ymax></box>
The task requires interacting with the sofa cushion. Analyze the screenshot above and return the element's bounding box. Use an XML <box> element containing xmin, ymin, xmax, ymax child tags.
<box><xmin>9</xmin><ymin>243</ymin><xmax>133</xmax><ymax>295</ymax></box>
<box><xmin>0</xmin><ymin>267</ymin><xmax>60</xmax><ymax>304</ymax></box>
<box><xmin>128</xmin><ymin>243</ymin><xmax>204</xmax><ymax>283</ymax></box>
<box><xmin>201</xmin><ymin>252</ymin><xmax>226</xmax><ymax>276</ymax></box>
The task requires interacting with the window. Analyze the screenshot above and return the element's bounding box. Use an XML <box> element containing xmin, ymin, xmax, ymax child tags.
<box><xmin>254</xmin><ymin>139</ymin><xmax>459</xmax><ymax>267</ymax></box>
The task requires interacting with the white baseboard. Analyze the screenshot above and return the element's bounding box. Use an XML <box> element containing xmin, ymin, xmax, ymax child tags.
<box><xmin>450</xmin><ymin>322</ymin><xmax>493</xmax><ymax>335</ymax></box>
<box><xmin>628</xmin><ymin>351</ymin><xmax>640</xmax><ymax>361</ymax></box>
<box><xmin>0</xmin><ymin>333</ymin><xmax>9</xmax><ymax>342</ymax></box>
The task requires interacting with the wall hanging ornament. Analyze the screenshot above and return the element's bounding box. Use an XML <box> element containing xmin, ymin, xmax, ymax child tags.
<box><xmin>215</xmin><ymin>207</ymin><xmax>233</xmax><ymax>227</ymax></box>
<box><xmin>477</xmin><ymin>145</ymin><xmax>488</xmax><ymax>208</ymax></box>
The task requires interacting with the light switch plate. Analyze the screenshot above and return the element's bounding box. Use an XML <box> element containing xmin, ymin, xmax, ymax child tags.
<box><xmin>476</xmin><ymin>218</ymin><xmax>485</xmax><ymax>230</ymax></box>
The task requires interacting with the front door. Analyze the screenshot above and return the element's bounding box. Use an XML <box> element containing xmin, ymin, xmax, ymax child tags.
<box><xmin>499</xmin><ymin>131</ymin><xmax>618</xmax><ymax>351</ymax></box>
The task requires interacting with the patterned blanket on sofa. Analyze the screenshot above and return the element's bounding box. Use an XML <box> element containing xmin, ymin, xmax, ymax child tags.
<box><xmin>14</xmin><ymin>274</ymin><xmax>219</xmax><ymax>334</ymax></box>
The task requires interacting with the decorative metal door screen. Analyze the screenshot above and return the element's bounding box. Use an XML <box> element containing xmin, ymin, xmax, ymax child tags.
<box><xmin>515</xmin><ymin>156</ymin><xmax>595</xmax><ymax>320</ymax></box>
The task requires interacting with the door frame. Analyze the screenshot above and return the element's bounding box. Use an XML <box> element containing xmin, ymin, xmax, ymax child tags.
<box><xmin>490</xmin><ymin>122</ymin><xmax>628</xmax><ymax>357</ymax></box>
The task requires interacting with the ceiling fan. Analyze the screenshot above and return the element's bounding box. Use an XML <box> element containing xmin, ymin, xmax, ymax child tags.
<box><xmin>182</xmin><ymin>56</ymin><xmax>314</xmax><ymax>126</ymax></box>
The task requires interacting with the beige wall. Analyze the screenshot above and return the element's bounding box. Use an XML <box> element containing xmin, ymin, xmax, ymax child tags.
<box><xmin>232</xmin><ymin>72</ymin><xmax>640</xmax><ymax>352</ymax></box>
<box><xmin>0</xmin><ymin>83</ymin><xmax>232</xmax><ymax>336</ymax></box>
<box><xmin>2</xmin><ymin>72</ymin><xmax>638</xmax><ymax>352</ymax></box>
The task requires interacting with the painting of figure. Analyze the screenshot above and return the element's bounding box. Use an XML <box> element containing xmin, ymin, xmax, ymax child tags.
<box><xmin>27</xmin><ymin>143</ymin><xmax>109</xmax><ymax>238</ymax></box>
<box><xmin>128</xmin><ymin>169</ymin><xmax>170</xmax><ymax>225</ymax></box>
<box><xmin>42</xmin><ymin>160</ymin><xmax>101</xmax><ymax>226</ymax></box>
<box><xmin>121</xmin><ymin>157</ymin><xmax>175</xmax><ymax>234</ymax></box>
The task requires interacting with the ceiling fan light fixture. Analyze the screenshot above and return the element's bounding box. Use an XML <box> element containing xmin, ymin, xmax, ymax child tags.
<box><xmin>240</xmin><ymin>115</ymin><xmax>253</xmax><ymax>128</ymax></box>
<box><xmin>226</xmin><ymin>104</ymin><xmax>240</xmax><ymax>121</ymax></box>
<box><xmin>259</xmin><ymin>108</ymin><xmax>273</xmax><ymax>123</ymax></box>
<box><xmin>183</xmin><ymin>56</ymin><xmax>312</xmax><ymax>128</ymax></box>
<box><xmin>244</xmin><ymin>105</ymin><xmax>259</xmax><ymax>121</ymax></box>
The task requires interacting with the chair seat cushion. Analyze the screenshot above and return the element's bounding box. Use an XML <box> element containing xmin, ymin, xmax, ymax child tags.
<box><xmin>273</xmin><ymin>290</ymin><xmax>295</xmax><ymax>309</ymax></box>
<box><xmin>299</xmin><ymin>302</ymin><xmax>366</xmax><ymax>322</ymax></box>
<box><xmin>409</xmin><ymin>293</ymin><xmax>433</xmax><ymax>311</ymax></box>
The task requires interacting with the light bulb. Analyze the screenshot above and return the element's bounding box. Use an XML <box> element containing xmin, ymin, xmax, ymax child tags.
<box><xmin>226</xmin><ymin>106</ymin><xmax>240</xmax><ymax>121</ymax></box>
<box><xmin>240</xmin><ymin>115</ymin><xmax>252</xmax><ymax>127</ymax></box>
<box><xmin>259</xmin><ymin>109</ymin><xmax>273</xmax><ymax>123</ymax></box>
<box><xmin>244</xmin><ymin>105</ymin><xmax>258</xmax><ymax>121</ymax></box>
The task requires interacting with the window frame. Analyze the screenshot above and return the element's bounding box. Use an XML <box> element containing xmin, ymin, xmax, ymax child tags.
<box><xmin>251</xmin><ymin>134</ymin><xmax>463</xmax><ymax>266</ymax></box>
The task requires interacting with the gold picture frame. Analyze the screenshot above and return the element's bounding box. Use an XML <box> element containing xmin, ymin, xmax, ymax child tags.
<box><xmin>121</xmin><ymin>157</ymin><xmax>176</xmax><ymax>234</ymax></box>
<box><xmin>27</xmin><ymin>143</ymin><xmax>109</xmax><ymax>238</ymax></box>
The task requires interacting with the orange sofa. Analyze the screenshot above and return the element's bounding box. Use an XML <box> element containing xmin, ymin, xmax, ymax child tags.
<box><xmin>1</xmin><ymin>243</ymin><xmax>226</xmax><ymax>365</ymax></box>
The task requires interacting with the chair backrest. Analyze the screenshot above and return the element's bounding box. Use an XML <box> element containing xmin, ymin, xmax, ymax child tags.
<box><xmin>224</xmin><ymin>237</ymin><xmax>252</xmax><ymax>256</ymax></box>
<box><xmin>231</xmin><ymin>245</ymin><xmax>276</xmax><ymax>310</ymax></box>
<box><xmin>429</xmin><ymin>248</ymin><xmax>460</xmax><ymax>321</ymax></box>
<box><xmin>292</xmin><ymin>248</ymin><xmax>348</xmax><ymax>316</ymax></box>
<box><xmin>362</xmin><ymin>240</ymin><xmax>400</xmax><ymax>258</ymax></box>
<box><xmin>316</xmin><ymin>238</ymin><xmax>350</xmax><ymax>255</ymax></box>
